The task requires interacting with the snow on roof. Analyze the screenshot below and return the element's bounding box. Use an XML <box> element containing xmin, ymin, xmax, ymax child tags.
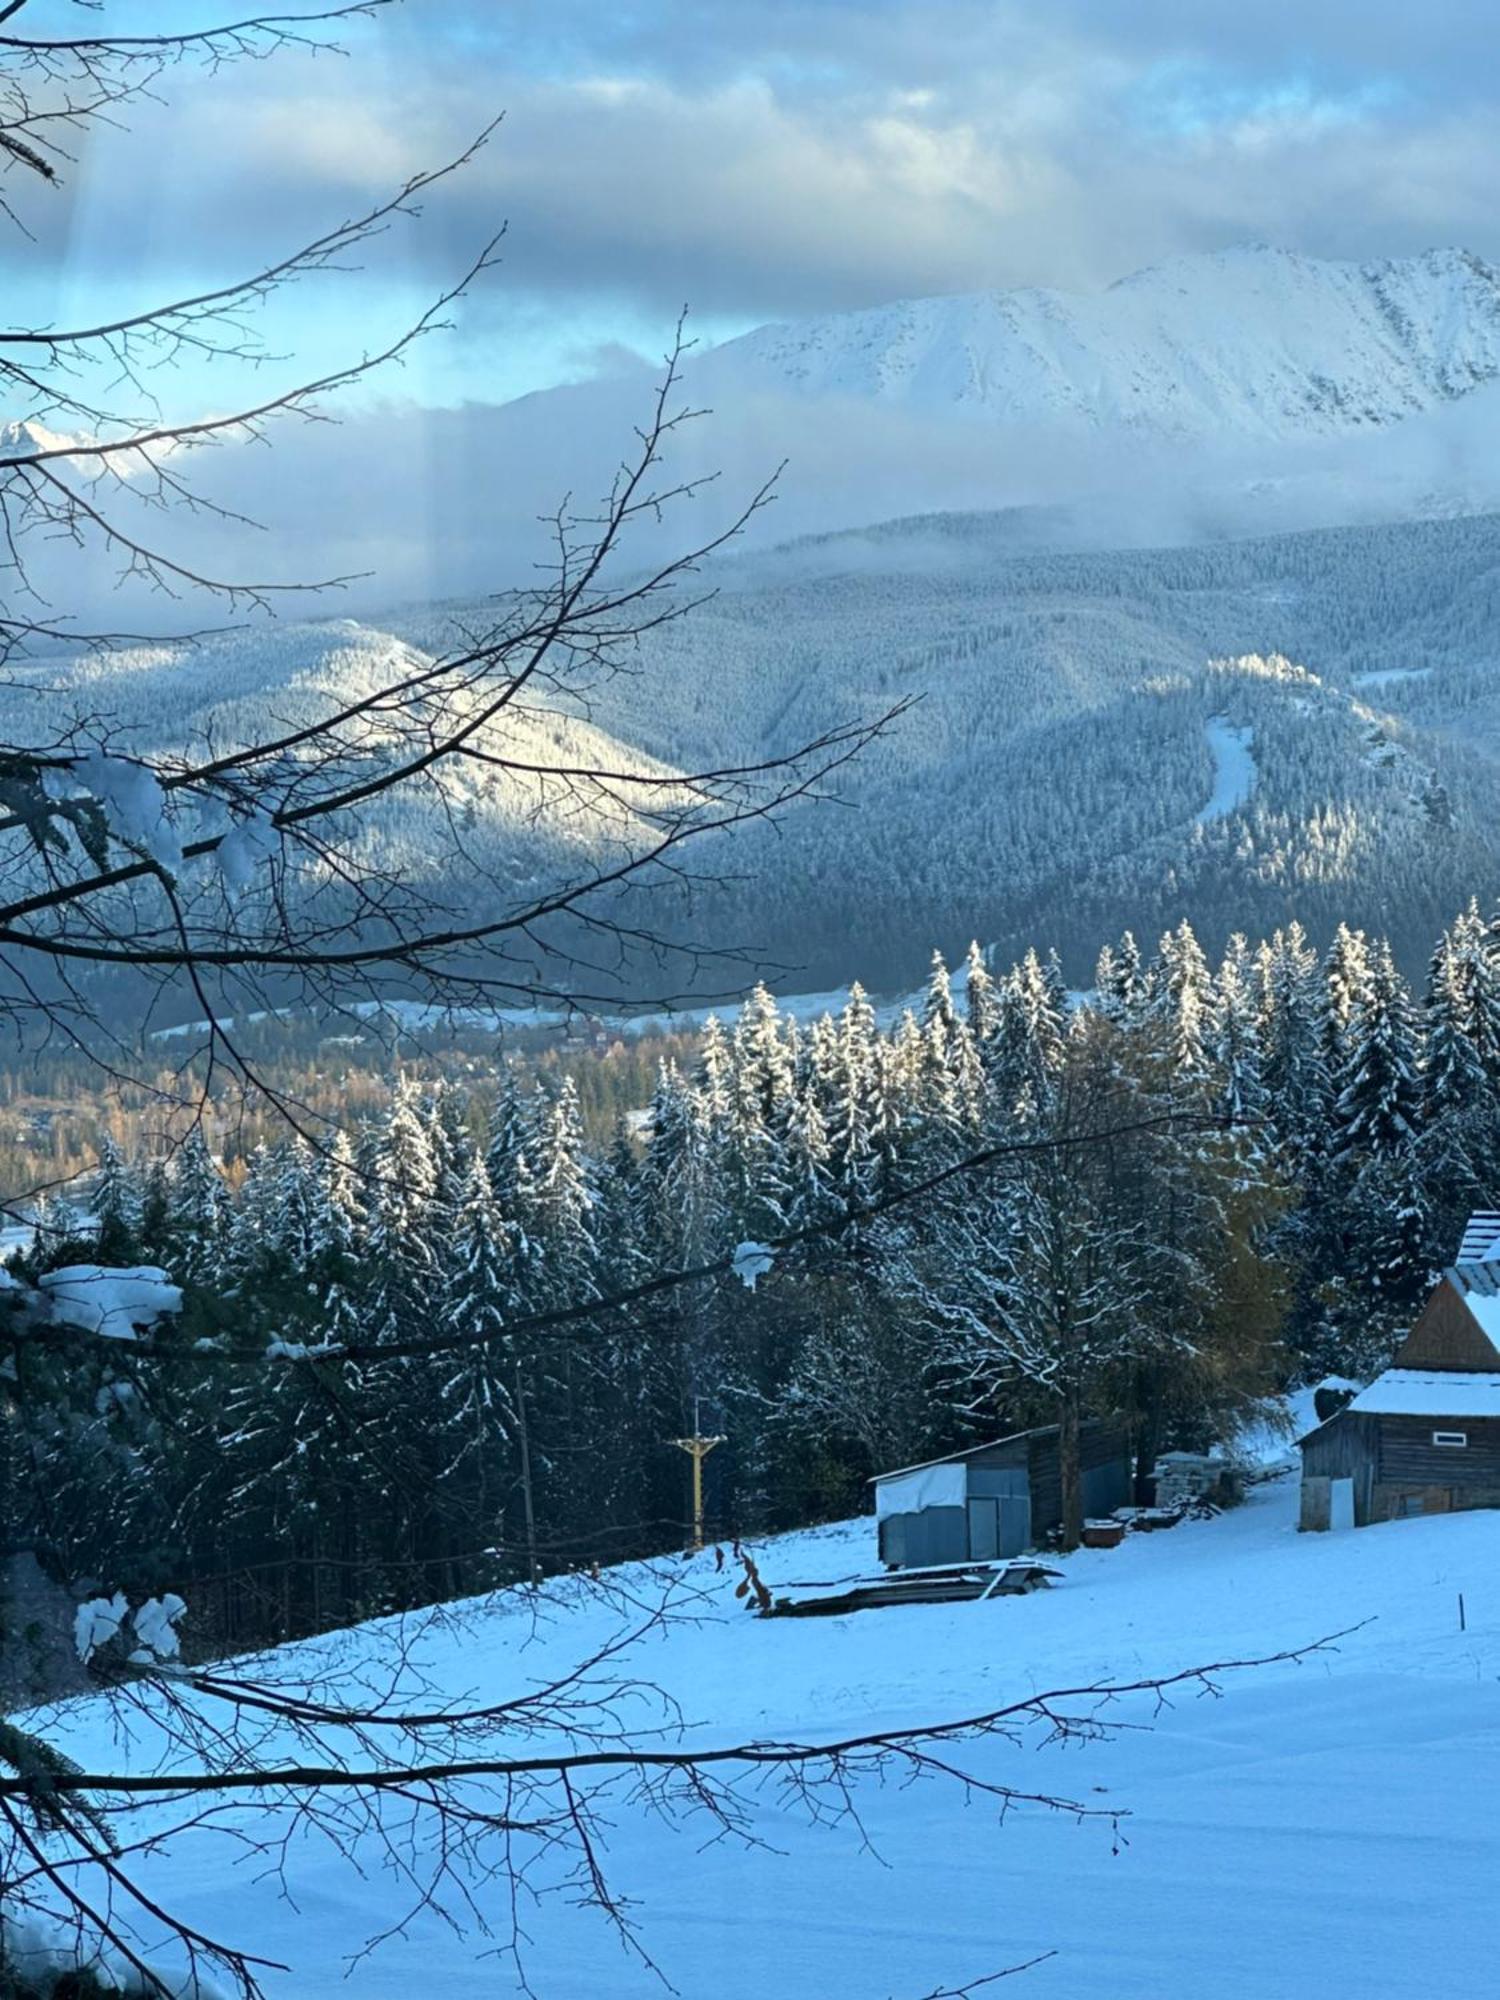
<box><xmin>1458</xmin><ymin>1289</ymin><xmax>1500</xmax><ymax>1350</ymax></box>
<box><xmin>1457</xmin><ymin>1210</ymin><xmax>1500</xmax><ymax>1263</ymax></box>
<box><xmin>1451</xmin><ymin>1258</ymin><xmax>1500</xmax><ymax>1299</ymax></box>
<box><xmin>1346</xmin><ymin>1368</ymin><xmax>1500</xmax><ymax>1418</ymax></box>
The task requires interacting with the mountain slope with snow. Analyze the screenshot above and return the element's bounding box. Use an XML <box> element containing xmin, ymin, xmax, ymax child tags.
<box><xmin>696</xmin><ymin>245</ymin><xmax>1500</xmax><ymax>442</ymax></box>
<box><xmin>19</xmin><ymin>507</ymin><xmax>1500</xmax><ymax>1016</ymax></box>
<box><xmin>22</xmin><ymin>1469</ymin><xmax>1500</xmax><ymax>1998</ymax></box>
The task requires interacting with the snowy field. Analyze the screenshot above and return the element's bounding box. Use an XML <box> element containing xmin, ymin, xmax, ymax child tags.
<box><xmin>24</xmin><ymin>1467</ymin><xmax>1500</xmax><ymax>1998</ymax></box>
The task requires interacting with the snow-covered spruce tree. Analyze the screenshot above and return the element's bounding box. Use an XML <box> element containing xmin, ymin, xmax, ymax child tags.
<box><xmin>1319</xmin><ymin>922</ymin><xmax>1375</xmax><ymax>1101</ymax></box>
<box><xmin>992</xmin><ymin>946</ymin><xmax>1066</xmax><ymax>1127</ymax></box>
<box><xmin>918</xmin><ymin>952</ymin><xmax>985</xmax><ymax>1154</ymax></box>
<box><xmin>1333</xmin><ymin>941</ymin><xmax>1423</xmax><ymax>1166</ymax></box>
<box><xmin>1152</xmin><ymin>918</ymin><xmax>1215</xmax><ymax>1092</ymax></box>
<box><xmin>825</xmin><ymin>984</ymin><xmax>883</xmax><ymax>1204</ymax></box>
<box><xmin>726</xmin><ymin>985</ymin><xmax>795</xmax><ymax>1239</ymax></box>
<box><xmin>1419</xmin><ymin>915</ymin><xmax>1500</xmax><ymax>1255</ymax></box>
<box><xmin>434</xmin><ymin>1150</ymin><xmax>519</xmax><ymax>1560</ymax></box>
<box><xmin>1096</xmin><ymin>928</ymin><xmax>1149</xmax><ymax>1026</ymax></box>
<box><xmin>165</xmin><ymin>1132</ymin><xmax>231</xmax><ymax>1285</ymax></box>
<box><xmin>1255</xmin><ymin>922</ymin><xmax>1327</xmax><ymax>1160</ymax></box>
<box><xmin>1211</xmin><ymin>934</ymin><xmax>1269</xmax><ymax>1131</ymax></box>
<box><xmin>90</xmin><ymin>1136</ymin><xmax>144</xmax><ymax>1266</ymax></box>
<box><xmin>963</xmin><ymin>938</ymin><xmax>1002</xmax><ymax>1054</ymax></box>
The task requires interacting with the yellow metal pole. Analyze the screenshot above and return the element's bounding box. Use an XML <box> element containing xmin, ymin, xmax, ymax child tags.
<box><xmin>674</xmin><ymin>1402</ymin><xmax>725</xmax><ymax>1552</ymax></box>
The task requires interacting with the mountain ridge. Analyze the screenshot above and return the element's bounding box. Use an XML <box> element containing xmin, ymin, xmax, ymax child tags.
<box><xmin>689</xmin><ymin>243</ymin><xmax>1500</xmax><ymax>443</ymax></box>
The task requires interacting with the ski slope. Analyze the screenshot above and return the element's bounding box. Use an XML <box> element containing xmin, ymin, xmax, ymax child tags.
<box><xmin>1195</xmin><ymin>717</ymin><xmax>1258</xmax><ymax>826</ymax></box>
<box><xmin>21</xmin><ymin>1467</ymin><xmax>1500</xmax><ymax>1998</ymax></box>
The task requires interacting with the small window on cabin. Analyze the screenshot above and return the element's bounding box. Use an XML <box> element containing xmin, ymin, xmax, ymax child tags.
<box><xmin>1432</xmin><ymin>1430</ymin><xmax>1468</xmax><ymax>1448</ymax></box>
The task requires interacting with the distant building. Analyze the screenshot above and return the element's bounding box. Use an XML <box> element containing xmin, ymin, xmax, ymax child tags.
<box><xmin>873</xmin><ymin>1420</ymin><xmax>1131</xmax><ymax>1566</ymax></box>
<box><xmin>1299</xmin><ymin>1224</ymin><xmax>1500</xmax><ymax>1529</ymax></box>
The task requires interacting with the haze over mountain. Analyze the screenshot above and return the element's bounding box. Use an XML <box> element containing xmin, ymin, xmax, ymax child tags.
<box><xmin>16</xmin><ymin>245</ymin><xmax>1500</xmax><ymax>620</ymax></box>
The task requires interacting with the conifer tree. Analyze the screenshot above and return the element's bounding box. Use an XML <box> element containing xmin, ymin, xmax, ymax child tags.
<box><xmin>1212</xmin><ymin>935</ymin><xmax>1268</xmax><ymax>1129</ymax></box>
<box><xmin>1154</xmin><ymin>919</ymin><xmax>1214</xmax><ymax>1086</ymax></box>
<box><xmin>1334</xmin><ymin>942</ymin><xmax>1422</xmax><ymax>1164</ymax></box>
<box><xmin>964</xmin><ymin>939</ymin><xmax>1001</xmax><ymax>1053</ymax></box>
<box><xmin>166</xmin><ymin>1131</ymin><xmax>229</xmax><ymax>1284</ymax></box>
<box><xmin>92</xmin><ymin>1135</ymin><xmax>144</xmax><ymax>1265</ymax></box>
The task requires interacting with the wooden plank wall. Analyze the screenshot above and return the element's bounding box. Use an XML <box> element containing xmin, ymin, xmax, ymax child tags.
<box><xmin>1378</xmin><ymin>1415</ymin><xmax>1500</xmax><ymax>1488</ymax></box>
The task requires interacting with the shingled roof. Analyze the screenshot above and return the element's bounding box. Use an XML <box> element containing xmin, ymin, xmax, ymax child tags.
<box><xmin>1457</xmin><ymin>1210</ymin><xmax>1500</xmax><ymax>1264</ymax></box>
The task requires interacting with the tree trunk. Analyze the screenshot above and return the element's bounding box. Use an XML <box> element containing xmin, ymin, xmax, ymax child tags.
<box><xmin>1058</xmin><ymin>1392</ymin><xmax>1083</xmax><ymax>1552</ymax></box>
<box><xmin>1132</xmin><ymin>1366</ymin><xmax>1163</xmax><ymax>1505</ymax></box>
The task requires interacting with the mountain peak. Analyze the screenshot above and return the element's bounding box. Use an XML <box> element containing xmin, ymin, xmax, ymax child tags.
<box><xmin>698</xmin><ymin>245</ymin><xmax>1500</xmax><ymax>443</ymax></box>
<box><xmin>0</xmin><ymin>416</ymin><xmax>95</xmax><ymax>459</ymax></box>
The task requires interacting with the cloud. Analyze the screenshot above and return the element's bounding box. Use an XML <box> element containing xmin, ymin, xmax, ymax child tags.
<box><xmin>8</xmin><ymin>0</ymin><xmax>1500</xmax><ymax>378</ymax></box>
<box><xmin>7</xmin><ymin>0</ymin><xmax>1500</xmax><ymax>616</ymax></box>
<box><xmin>25</xmin><ymin>361</ymin><xmax>1500</xmax><ymax>642</ymax></box>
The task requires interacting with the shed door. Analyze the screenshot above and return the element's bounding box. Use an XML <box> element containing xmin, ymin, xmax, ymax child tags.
<box><xmin>996</xmin><ymin>1494</ymin><xmax>1031</xmax><ymax>1558</ymax></box>
<box><xmin>879</xmin><ymin>1514</ymin><xmax>907</xmax><ymax>1568</ymax></box>
<box><xmin>1329</xmin><ymin>1477</ymin><xmax>1355</xmax><ymax>1532</ymax></box>
<box><xmin>967</xmin><ymin>1498</ymin><xmax>999</xmax><ymax>1561</ymax></box>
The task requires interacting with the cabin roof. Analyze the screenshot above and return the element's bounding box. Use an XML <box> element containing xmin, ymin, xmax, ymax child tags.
<box><xmin>1459</xmin><ymin>1288</ymin><xmax>1500</xmax><ymax>1347</ymax></box>
<box><xmin>1450</xmin><ymin>1259</ymin><xmax>1500</xmax><ymax>1301</ymax></box>
<box><xmin>870</xmin><ymin>1426</ymin><xmax>1058</xmax><ymax>1484</ymax></box>
<box><xmin>1458</xmin><ymin>1211</ymin><xmax>1500</xmax><ymax>1264</ymax></box>
<box><xmin>1345</xmin><ymin>1368</ymin><xmax>1500</xmax><ymax>1419</ymax></box>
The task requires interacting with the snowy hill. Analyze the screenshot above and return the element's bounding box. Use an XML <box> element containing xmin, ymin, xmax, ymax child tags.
<box><xmin>696</xmin><ymin>245</ymin><xmax>1500</xmax><ymax>443</ymax></box>
<box><xmin>16</xmin><ymin>507</ymin><xmax>1500</xmax><ymax>1016</ymax></box>
<box><xmin>23</xmin><ymin>1466</ymin><xmax>1500</xmax><ymax>1997</ymax></box>
<box><xmin>391</xmin><ymin>507</ymin><xmax>1500</xmax><ymax>987</ymax></box>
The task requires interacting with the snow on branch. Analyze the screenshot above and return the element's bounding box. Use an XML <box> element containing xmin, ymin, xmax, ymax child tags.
<box><xmin>731</xmin><ymin>1240</ymin><xmax>776</xmax><ymax>1291</ymax></box>
<box><xmin>39</xmin><ymin>1265</ymin><xmax>182</xmax><ymax>1341</ymax></box>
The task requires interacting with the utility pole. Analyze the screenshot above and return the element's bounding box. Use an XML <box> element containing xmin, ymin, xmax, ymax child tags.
<box><xmin>513</xmin><ymin>1361</ymin><xmax>541</xmax><ymax>1588</ymax></box>
<box><xmin>674</xmin><ymin>1399</ymin><xmax>725</xmax><ymax>1554</ymax></box>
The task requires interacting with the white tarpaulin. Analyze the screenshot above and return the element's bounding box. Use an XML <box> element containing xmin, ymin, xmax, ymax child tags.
<box><xmin>874</xmin><ymin>1461</ymin><xmax>967</xmax><ymax>1519</ymax></box>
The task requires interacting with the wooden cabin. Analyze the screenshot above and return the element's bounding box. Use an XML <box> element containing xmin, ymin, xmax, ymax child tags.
<box><xmin>873</xmin><ymin>1420</ymin><xmax>1131</xmax><ymax>1566</ymax></box>
<box><xmin>1299</xmin><ymin>1242</ymin><xmax>1500</xmax><ymax>1530</ymax></box>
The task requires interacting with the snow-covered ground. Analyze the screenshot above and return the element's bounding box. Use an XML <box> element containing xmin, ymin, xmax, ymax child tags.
<box><xmin>1353</xmin><ymin>666</ymin><xmax>1435</xmax><ymax>690</ymax></box>
<box><xmin>1195</xmin><ymin>716</ymin><xmax>1257</xmax><ymax>825</ymax></box>
<box><xmin>146</xmin><ymin>970</ymin><xmax>966</xmax><ymax>1048</ymax></box>
<box><xmin>23</xmin><ymin>1464</ymin><xmax>1500</xmax><ymax>1998</ymax></box>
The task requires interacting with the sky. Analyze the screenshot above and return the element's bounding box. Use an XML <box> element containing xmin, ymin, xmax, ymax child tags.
<box><xmin>6</xmin><ymin>0</ymin><xmax>1500</xmax><ymax>613</ymax></box>
<box><xmin>10</xmin><ymin>0</ymin><xmax>1500</xmax><ymax>413</ymax></box>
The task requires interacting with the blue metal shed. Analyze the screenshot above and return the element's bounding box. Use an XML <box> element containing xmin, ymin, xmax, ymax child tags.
<box><xmin>873</xmin><ymin>1421</ymin><xmax>1131</xmax><ymax>1567</ymax></box>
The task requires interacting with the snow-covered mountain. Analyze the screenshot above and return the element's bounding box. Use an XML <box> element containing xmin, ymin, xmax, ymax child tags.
<box><xmin>694</xmin><ymin>245</ymin><xmax>1500</xmax><ymax>442</ymax></box>
<box><xmin>0</xmin><ymin>416</ymin><xmax>96</xmax><ymax>459</ymax></box>
<box><xmin>26</xmin><ymin>506</ymin><xmax>1500</xmax><ymax>1015</ymax></box>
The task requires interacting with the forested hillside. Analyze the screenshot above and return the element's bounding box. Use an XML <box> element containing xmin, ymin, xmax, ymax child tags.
<box><xmin>13</xmin><ymin>509</ymin><xmax>1500</xmax><ymax>1022</ymax></box>
<box><xmin>12</xmin><ymin>898</ymin><xmax>1494</xmax><ymax>1664</ymax></box>
<box><xmin>390</xmin><ymin>507</ymin><xmax>1500</xmax><ymax>980</ymax></box>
